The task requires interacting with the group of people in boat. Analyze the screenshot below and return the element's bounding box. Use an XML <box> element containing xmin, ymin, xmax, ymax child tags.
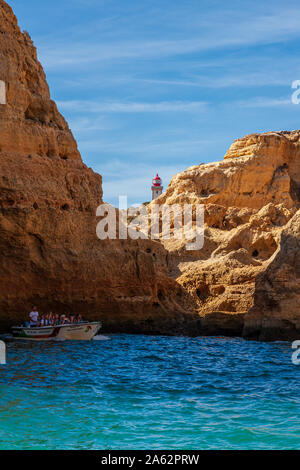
<box><xmin>29</xmin><ymin>306</ymin><xmax>83</xmax><ymax>328</ymax></box>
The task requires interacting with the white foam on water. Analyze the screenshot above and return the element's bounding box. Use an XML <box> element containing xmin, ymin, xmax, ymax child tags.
<box><xmin>93</xmin><ymin>335</ymin><xmax>110</xmax><ymax>341</ymax></box>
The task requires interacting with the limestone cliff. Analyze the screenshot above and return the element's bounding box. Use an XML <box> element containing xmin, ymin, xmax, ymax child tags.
<box><xmin>0</xmin><ymin>0</ymin><xmax>192</xmax><ymax>333</ymax></box>
<box><xmin>159</xmin><ymin>131</ymin><xmax>300</xmax><ymax>210</ymax></box>
<box><xmin>243</xmin><ymin>210</ymin><xmax>300</xmax><ymax>341</ymax></box>
<box><xmin>153</xmin><ymin>131</ymin><xmax>300</xmax><ymax>339</ymax></box>
<box><xmin>1</xmin><ymin>0</ymin><xmax>300</xmax><ymax>341</ymax></box>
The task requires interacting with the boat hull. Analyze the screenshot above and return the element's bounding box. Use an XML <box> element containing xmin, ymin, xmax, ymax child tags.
<box><xmin>57</xmin><ymin>323</ymin><xmax>101</xmax><ymax>341</ymax></box>
<box><xmin>12</xmin><ymin>322</ymin><xmax>101</xmax><ymax>341</ymax></box>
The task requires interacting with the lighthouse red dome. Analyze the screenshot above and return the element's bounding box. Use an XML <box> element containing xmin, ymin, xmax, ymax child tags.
<box><xmin>152</xmin><ymin>173</ymin><xmax>162</xmax><ymax>187</ymax></box>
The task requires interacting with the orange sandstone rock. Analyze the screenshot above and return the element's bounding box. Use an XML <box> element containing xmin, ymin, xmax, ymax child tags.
<box><xmin>151</xmin><ymin>131</ymin><xmax>300</xmax><ymax>339</ymax></box>
<box><xmin>244</xmin><ymin>210</ymin><xmax>300</xmax><ymax>341</ymax></box>
<box><xmin>159</xmin><ymin>131</ymin><xmax>300</xmax><ymax>210</ymax></box>
<box><xmin>1</xmin><ymin>0</ymin><xmax>300</xmax><ymax>340</ymax></box>
<box><xmin>0</xmin><ymin>0</ymin><xmax>192</xmax><ymax>333</ymax></box>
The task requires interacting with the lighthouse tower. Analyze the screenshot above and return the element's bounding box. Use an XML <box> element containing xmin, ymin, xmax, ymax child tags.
<box><xmin>152</xmin><ymin>173</ymin><xmax>163</xmax><ymax>200</ymax></box>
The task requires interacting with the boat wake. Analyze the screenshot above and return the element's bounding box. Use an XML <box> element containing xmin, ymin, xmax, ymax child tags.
<box><xmin>93</xmin><ymin>335</ymin><xmax>110</xmax><ymax>341</ymax></box>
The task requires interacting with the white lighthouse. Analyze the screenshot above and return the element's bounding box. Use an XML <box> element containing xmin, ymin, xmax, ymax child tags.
<box><xmin>152</xmin><ymin>173</ymin><xmax>163</xmax><ymax>200</ymax></box>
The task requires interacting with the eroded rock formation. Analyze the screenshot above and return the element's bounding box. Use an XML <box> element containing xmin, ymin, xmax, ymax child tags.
<box><xmin>153</xmin><ymin>131</ymin><xmax>300</xmax><ymax>339</ymax></box>
<box><xmin>1</xmin><ymin>0</ymin><xmax>299</xmax><ymax>340</ymax></box>
<box><xmin>0</xmin><ymin>0</ymin><xmax>192</xmax><ymax>333</ymax></box>
<box><xmin>244</xmin><ymin>210</ymin><xmax>300</xmax><ymax>341</ymax></box>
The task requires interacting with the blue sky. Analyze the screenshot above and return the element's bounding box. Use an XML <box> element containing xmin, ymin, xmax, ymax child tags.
<box><xmin>10</xmin><ymin>0</ymin><xmax>300</xmax><ymax>205</ymax></box>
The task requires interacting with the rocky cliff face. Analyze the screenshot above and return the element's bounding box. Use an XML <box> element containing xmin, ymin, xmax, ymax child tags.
<box><xmin>0</xmin><ymin>0</ymin><xmax>193</xmax><ymax>333</ymax></box>
<box><xmin>1</xmin><ymin>0</ymin><xmax>299</xmax><ymax>340</ymax></box>
<box><xmin>153</xmin><ymin>131</ymin><xmax>300</xmax><ymax>339</ymax></box>
<box><xmin>160</xmin><ymin>131</ymin><xmax>300</xmax><ymax>210</ymax></box>
<box><xmin>243</xmin><ymin>210</ymin><xmax>300</xmax><ymax>341</ymax></box>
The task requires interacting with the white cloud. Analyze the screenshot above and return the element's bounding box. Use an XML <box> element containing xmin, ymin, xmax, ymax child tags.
<box><xmin>238</xmin><ymin>97</ymin><xmax>292</xmax><ymax>108</ymax></box>
<box><xmin>68</xmin><ymin>116</ymin><xmax>114</xmax><ymax>132</ymax></box>
<box><xmin>58</xmin><ymin>100</ymin><xmax>207</xmax><ymax>113</ymax></box>
<box><xmin>39</xmin><ymin>8</ymin><xmax>300</xmax><ymax>69</ymax></box>
<box><xmin>139</xmin><ymin>73</ymin><xmax>291</xmax><ymax>89</ymax></box>
<box><xmin>77</xmin><ymin>138</ymin><xmax>210</xmax><ymax>156</ymax></box>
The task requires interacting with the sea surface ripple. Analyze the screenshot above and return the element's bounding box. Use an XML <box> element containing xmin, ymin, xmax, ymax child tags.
<box><xmin>0</xmin><ymin>335</ymin><xmax>299</xmax><ymax>450</ymax></box>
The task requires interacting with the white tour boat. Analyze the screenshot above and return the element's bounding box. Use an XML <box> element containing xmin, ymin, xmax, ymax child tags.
<box><xmin>12</xmin><ymin>321</ymin><xmax>101</xmax><ymax>341</ymax></box>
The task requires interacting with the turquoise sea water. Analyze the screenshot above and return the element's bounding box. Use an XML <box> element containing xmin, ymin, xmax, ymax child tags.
<box><xmin>0</xmin><ymin>334</ymin><xmax>299</xmax><ymax>450</ymax></box>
